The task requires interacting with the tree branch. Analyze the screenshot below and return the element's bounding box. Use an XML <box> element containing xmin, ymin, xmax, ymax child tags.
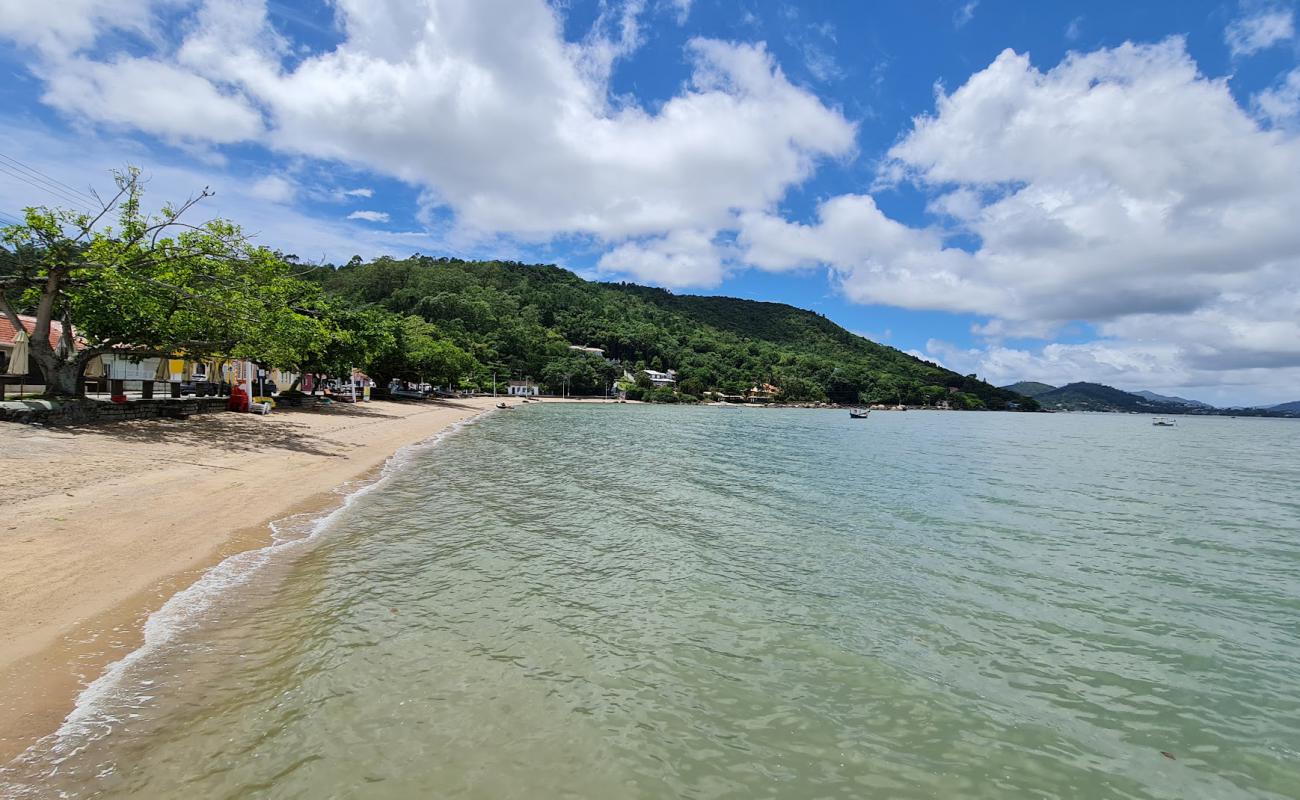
<box><xmin>0</xmin><ymin>289</ymin><xmax>25</xmax><ymax>335</ymax></box>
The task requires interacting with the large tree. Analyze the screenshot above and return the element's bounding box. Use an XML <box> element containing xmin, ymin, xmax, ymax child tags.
<box><xmin>0</xmin><ymin>169</ymin><xmax>329</xmax><ymax>397</ymax></box>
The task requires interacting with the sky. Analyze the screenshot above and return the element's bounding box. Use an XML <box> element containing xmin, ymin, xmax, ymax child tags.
<box><xmin>1</xmin><ymin>0</ymin><xmax>1299</xmax><ymax>406</ymax></box>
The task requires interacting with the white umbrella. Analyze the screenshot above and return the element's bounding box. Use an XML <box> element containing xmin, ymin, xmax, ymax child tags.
<box><xmin>154</xmin><ymin>356</ymin><xmax>171</xmax><ymax>381</ymax></box>
<box><xmin>6</xmin><ymin>329</ymin><xmax>29</xmax><ymax>375</ymax></box>
<box><xmin>83</xmin><ymin>354</ymin><xmax>105</xmax><ymax>378</ymax></box>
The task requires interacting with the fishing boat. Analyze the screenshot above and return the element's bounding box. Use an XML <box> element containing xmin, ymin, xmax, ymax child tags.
<box><xmin>1152</xmin><ymin>417</ymin><xmax>1176</xmax><ymax>426</ymax></box>
<box><xmin>849</xmin><ymin>408</ymin><xmax>869</xmax><ymax>419</ymax></box>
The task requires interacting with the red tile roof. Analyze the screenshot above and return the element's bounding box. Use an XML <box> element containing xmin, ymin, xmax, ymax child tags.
<box><xmin>0</xmin><ymin>314</ymin><xmax>69</xmax><ymax>350</ymax></box>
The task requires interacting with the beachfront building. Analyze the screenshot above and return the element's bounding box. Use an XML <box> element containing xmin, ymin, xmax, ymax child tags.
<box><xmin>507</xmin><ymin>380</ymin><xmax>538</xmax><ymax>397</ymax></box>
<box><xmin>747</xmin><ymin>383</ymin><xmax>780</xmax><ymax>402</ymax></box>
<box><xmin>643</xmin><ymin>369</ymin><xmax>677</xmax><ymax>387</ymax></box>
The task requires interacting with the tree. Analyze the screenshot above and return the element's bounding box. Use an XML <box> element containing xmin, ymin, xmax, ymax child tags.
<box><xmin>293</xmin><ymin>307</ymin><xmax>398</xmax><ymax>392</ymax></box>
<box><xmin>0</xmin><ymin>169</ymin><xmax>329</xmax><ymax>397</ymax></box>
<box><xmin>367</xmin><ymin>315</ymin><xmax>477</xmax><ymax>388</ymax></box>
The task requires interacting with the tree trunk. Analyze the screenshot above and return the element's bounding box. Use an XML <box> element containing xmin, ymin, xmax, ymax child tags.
<box><xmin>38</xmin><ymin>356</ymin><xmax>84</xmax><ymax>398</ymax></box>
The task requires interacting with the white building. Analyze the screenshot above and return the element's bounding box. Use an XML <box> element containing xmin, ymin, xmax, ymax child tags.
<box><xmin>507</xmin><ymin>380</ymin><xmax>538</xmax><ymax>397</ymax></box>
<box><xmin>643</xmin><ymin>369</ymin><xmax>677</xmax><ymax>387</ymax></box>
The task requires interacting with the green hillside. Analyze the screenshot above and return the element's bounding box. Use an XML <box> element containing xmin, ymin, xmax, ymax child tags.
<box><xmin>1034</xmin><ymin>382</ymin><xmax>1175</xmax><ymax>412</ymax></box>
<box><xmin>311</xmin><ymin>256</ymin><xmax>1036</xmax><ymax>409</ymax></box>
<box><xmin>1000</xmin><ymin>381</ymin><xmax>1057</xmax><ymax>398</ymax></box>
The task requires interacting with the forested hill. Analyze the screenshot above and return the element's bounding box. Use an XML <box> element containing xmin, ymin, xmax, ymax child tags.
<box><xmin>310</xmin><ymin>256</ymin><xmax>1035</xmax><ymax>409</ymax></box>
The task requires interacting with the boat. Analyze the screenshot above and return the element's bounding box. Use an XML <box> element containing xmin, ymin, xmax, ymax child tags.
<box><xmin>1152</xmin><ymin>417</ymin><xmax>1176</xmax><ymax>426</ymax></box>
<box><xmin>496</xmin><ymin>401</ymin><xmax>510</xmax><ymax>410</ymax></box>
<box><xmin>849</xmin><ymin>408</ymin><xmax>869</xmax><ymax>419</ymax></box>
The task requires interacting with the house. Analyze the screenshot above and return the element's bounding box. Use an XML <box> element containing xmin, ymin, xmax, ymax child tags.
<box><xmin>642</xmin><ymin>369</ymin><xmax>677</xmax><ymax>387</ymax></box>
<box><xmin>747</xmin><ymin>383</ymin><xmax>779</xmax><ymax>402</ymax></box>
<box><xmin>507</xmin><ymin>380</ymin><xmax>538</xmax><ymax>397</ymax></box>
<box><xmin>1</xmin><ymin>314</ymin><xmax>71</xmax><ymax>377</ymax></box>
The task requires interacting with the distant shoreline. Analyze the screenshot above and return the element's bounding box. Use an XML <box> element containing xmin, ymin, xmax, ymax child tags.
<box><xmin>0</xmin><ymin>397</ymin><xmax>500</xmax><ymax>764</ymax></box>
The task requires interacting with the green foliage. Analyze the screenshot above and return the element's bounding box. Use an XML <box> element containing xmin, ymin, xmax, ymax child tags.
<box><xmin>541</xmin><ymin>352</ymin><xmax>618</xmax><ymax>395</ymax></box>
<box><xmin>649</xmin><ymin>386</ymin><xmax>680</xmax><ymax>403</ymax></box>
<box><xmin>368</xmin><ymin>315</ymin><xmax>477</xmax><ymax>387</ymax></box>
<box><xmin>306</xmin><ymin>256</ymin><xmax>1036</xmax><ymax>409</ymax></box>
<box><xmin>0</xmin><ymin>170</ymin><xmax>330</xmax><ymax>395</ymax></box>
<box><xmin>776</xmin><ymin>376</ymin><xmax>826</xmax><ymax>403</ymax></box>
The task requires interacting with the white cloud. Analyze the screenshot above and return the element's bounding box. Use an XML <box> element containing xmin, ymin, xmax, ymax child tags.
<box><xmin>347</xmin><ymin>210</ymin><xmax>390</xmax><ymax>223</ymax></box>
<box><xmin>248</xmin><ymin>174</ymin><xmax>295</xmax><ymax>203</ymax></box>
<box><xmin>3</xmin><ymin>0</ymin><xmax>854</xmax><ymax>271</ymax></box>
<box><xmin>738</xmin><ymin>38</ymin><xmax>1300</xmax><ymax>402</ymax></box>
<box><xmin>1225</xmin><ymin>7</ymin><xmax>1295</xmax><ymax>57</ymax></box>
<box><xmin>1255</xmin><ymin>68</ymin><xmax>1300</xmax><ymax>127</ymax></box>
<box><xmin>42</xmin><ymin>56</ymin><xmax>263</xmax><ymax>143</ymax></box>
<box><xmin>0</xmin><ymin>0</ymin><xmax>160</xmax><ymax>57</ymax></box>
<box><xmin>669</xmin><ymin>0</ymin><xmax>693</xmax><ymax>25</ymax></box>
<box><xmin>0</xmin><ymin>121</ymin><xmax>439</xmax><ymax>263</ymax></box>
<box><xmin>954</xmin><ymin>1</ymin><xmax>978</xmax><ymax>29</ymax></box>
<box><xmin>342</xmin><ymin>187</ymin><xmax>374</xmax><ymax>198</ymax></box>
<box><xmin>597</xmin><ymin>229</ymin><xmax>726</xmax><ymax>288</ymax></box>
<box><xmin>1065</xmin><ymin>16</ymin><xmax>1083</xmax><ymax>42</ymax></box>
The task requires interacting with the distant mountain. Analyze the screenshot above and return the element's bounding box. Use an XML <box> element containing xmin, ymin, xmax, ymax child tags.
<box><xmin>1001</xmin><ymin>381</ymin><xmax>1057</xmax><ymax>398</ymax></box>
<box><xmin>1270</xmin><ymin>400</ymin><xmax>1300</xmax><ymax>413</ymax></box>
<box><xmin>1134</xmin><ymin>390</ymin><xmax>1214</xmax><ymax>409</ymax></box>
<box><xmin>1033</xmin><ymin>382</ymin><xmax>1178</xmax><ymax>413</ymax></box>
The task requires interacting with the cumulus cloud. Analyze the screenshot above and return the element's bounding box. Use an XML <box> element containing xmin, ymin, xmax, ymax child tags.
<box><xmin>0</xmin><ymin>121</ymin><xmax>442</xmax><ymax>263</ymax></box>
<box><xmin>42</xmin><ymin>56</ymin><xmax>263</xmax><ymax>143</ymax></box>
<box><xmin>739</xmin><ymin>38</ymin><xmax>1300</xmax><ymax>401</ymax></box>
<box><xmin>1255</xmin><ymin>68</ymin><xmax>1300</xmax><ymax>127</ymax></box>
<box><xmin>1225</xmin><ymin>7</ymin><xmax>1295</xmax><ymax>57</ymax></box>
<box><xmin>248</xmin><ymin>174</ymin><xmax>295</xmax><ymax>203</ymax></box>
<box><xmin>0</xmin><ymin>0</ymin><xmax>158</xmax><ymax>57</ymax></box>
<box><xmin>347</xmin><ymin>210</ymin><xmax>390</xmax><ymax>223</ymax></box>
<box><xmin>597</xmin><ymin>229</ymin><xmax>727</xmax><ymax>288</ymax></box>
<box><xmin>2</xmin><ymin>0</ymin><xmax>853</xmax><ymax>272</ymax></box>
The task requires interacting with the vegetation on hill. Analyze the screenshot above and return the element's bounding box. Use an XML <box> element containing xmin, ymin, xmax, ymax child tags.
<box><xmin>1023</xmin><ymin>381</ymin><xmax>1299</xmax><ymax>418</ymax></box>
<box><xmin>1000</xmin><ymin>381</ymin><xmax>1057</xmax><ymax>398</ymax></box>
<box><xmin>1133</xmin><ymin>390</ymin><xmax>1213</xmax><ymax>409</ymax></box>
<box><xmin>1033</xmin><ymin>382</ymin><xmax>1176</xmax><ymax>412</ymax></box>
<box><xmin>1269</xmin><ymin>400</ymin><xmax>1300</xmax><ymax>413</ymax></box>
<box><xmin>309</xmin><ymin>256</ymin><xmax>1037</xmax><ymax>408</ymax></box>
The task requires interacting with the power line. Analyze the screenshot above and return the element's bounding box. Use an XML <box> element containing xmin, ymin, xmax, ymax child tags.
<box><xmin>0</xmin><ymin>153</ymin><xmax>99</xmax><ymax>206</ymax></box>
<box><xmin>0</xmin><ymin>163</ymin><xmax>94</xmax><ymax>214</ymax></box>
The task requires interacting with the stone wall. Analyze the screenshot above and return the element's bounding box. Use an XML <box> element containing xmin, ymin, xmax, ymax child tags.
<box><xmin>0</xmin><ymin>397</ymin><xmax>231</xmax><ymax>425</ymax></box>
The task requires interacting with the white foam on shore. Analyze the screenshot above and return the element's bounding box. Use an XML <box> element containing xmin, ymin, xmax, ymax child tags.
<box><xmin>2</xmin><ymin>407</ymin><xmax>496</xmax><ymax>786</ymax></box>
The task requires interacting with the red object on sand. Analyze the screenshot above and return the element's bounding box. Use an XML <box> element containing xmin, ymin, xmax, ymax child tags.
<box><xmin>228</xmin><ymin>385</ymin><xmax>250</xmax><ymax>412</ymax></box>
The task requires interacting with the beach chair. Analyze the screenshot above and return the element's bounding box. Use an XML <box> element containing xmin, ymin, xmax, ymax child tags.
<box><xmin>250</xmin><ymin>401</ymin><xmax>272</xmax><ymax>415</ymax></box>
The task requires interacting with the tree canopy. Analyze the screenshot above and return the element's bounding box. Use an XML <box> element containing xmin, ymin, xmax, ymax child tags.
<box><xmin>0</xmin><ymin>170</ymin><xmax>329</xmax><ymax>396</ymax></box>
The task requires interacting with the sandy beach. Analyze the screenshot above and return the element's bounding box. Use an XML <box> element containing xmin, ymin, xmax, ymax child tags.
<box><xmin>0</xmin><ymin>396</ymin><xmax>501</xmax><ymax>762</ymax></box>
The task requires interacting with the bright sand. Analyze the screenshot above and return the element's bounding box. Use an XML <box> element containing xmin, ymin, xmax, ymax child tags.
<box><xmin>0</xmin><ymin>396</ymin><xmax>505</xmax><ymax>762</ymax></box>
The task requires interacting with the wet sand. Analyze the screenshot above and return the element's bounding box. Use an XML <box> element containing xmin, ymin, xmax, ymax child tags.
<box><xmin>0</xmin><ymin>397</ymin><xmax>500</xmax><ymax>762</ymax></box>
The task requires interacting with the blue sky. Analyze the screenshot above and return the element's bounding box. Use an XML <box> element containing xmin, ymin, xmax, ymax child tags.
<box><xmin>1</xmin><ymin>0</ymin><xmax>1299</xmax><ymax>404</ymax></box>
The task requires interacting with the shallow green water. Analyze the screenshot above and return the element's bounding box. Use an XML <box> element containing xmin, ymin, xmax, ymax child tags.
<box><xmin>6</xmin><ymin>406</ymin><xmax>1300</xmax><ymax>798</ymax></box>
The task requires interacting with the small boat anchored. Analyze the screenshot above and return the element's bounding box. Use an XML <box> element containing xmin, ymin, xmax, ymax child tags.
<box><xmin>1152</xmin><ymin>417</ymin><xmax>1176</xmax><ymax>426</ymax></box>
<box><xmin>849</xmin><ymin>408</ymin><xmax>870</xmax><ymax>419</ymax></box>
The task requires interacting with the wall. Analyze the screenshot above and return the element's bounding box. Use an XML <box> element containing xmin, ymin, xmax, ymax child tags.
<box><xmin>0</xmin><ymin>397</ymin><xmax>230</xmax><ymax>426</ymax></box>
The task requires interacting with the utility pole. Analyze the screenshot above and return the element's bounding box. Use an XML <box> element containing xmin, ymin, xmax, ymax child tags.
<box><xmin>492</xmin><ymin>370</ymin><xmax>497</xmax><ymax>397</ymax></box>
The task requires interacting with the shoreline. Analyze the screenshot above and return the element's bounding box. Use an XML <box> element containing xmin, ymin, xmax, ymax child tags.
<box><xmin>0</xmin><ymin>397</ymin><xmax>500</xmax><ymax>763</ymax></box>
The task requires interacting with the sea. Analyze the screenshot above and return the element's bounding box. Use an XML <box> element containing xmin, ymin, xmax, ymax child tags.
<box><xmin>4</xmin><ymin>405</ymin><xmax>1299</xmax><ymax>799</ymax></box>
